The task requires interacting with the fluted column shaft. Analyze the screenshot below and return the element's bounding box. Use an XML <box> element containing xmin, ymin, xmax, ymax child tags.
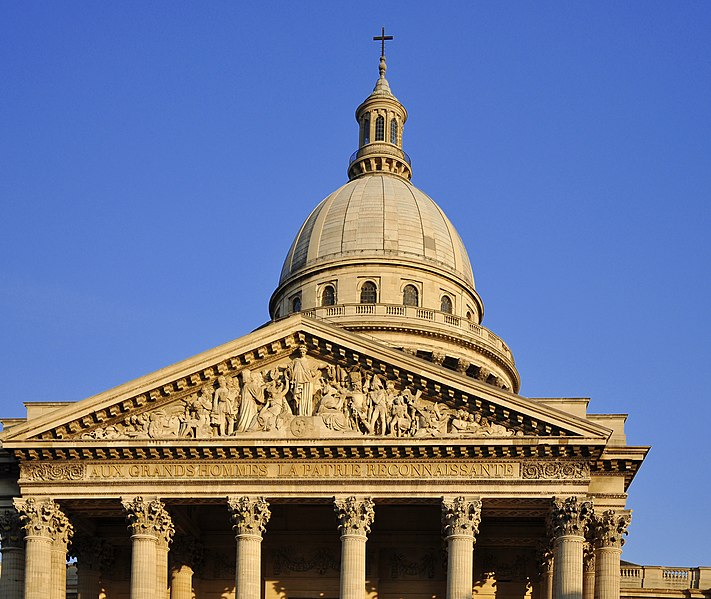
<box><xmin>228</xmin><ymin>496</ymin><xmax>271</xmax><ymax>599</ymax></box>
<box><xmin>593</xmin><ymin>510</ymin><xmax>630</xmax><ymax>599</ymax></box>
<box><xmin>157</xmin><ymin>538</ymin><xmax>169</xmax><ymax>599</ymax></box>
<box><xmin>594</xmin><ymin>547</ymin><xmax>622</xmax><ymax>599</ymax></box>
<box><xmin>0</xmin><ymin>509</ymin><xmax>25</xmax><ymax>599</ymax></box>
<box><xmin>122</xmin><ymin>496</ymin><xmax>174</xmax><ymax>599</ymax></box>
<box><xmin>550</xmin><ymin>497</ymin><xmax>593</xmax><ymax>599</ymax></box>
<box><xmin>553</xmin><ymin>535</ymin><xmax>585</xmax><ymax>599</ymax></box>
<box><xmin>442</xmin><ymin>496</ymin><xmax>482</xmax><ymax>599</ymax></box>
<box><xmin>170</xmin><ymin>564</ymin><xmax>194</xmax><ymax>599</ymax></box>
<box><xmin>76</xmin><ymin>567</ymin><xmax>101</xmax><ymax>599</ymax></box>
<box><xmin>51</xmin><ymin>537</ymin><xmax>71</xmax><ymax>599</ymax></box>
<box><xmin>334</xmin><ymin>496</ymin><xmax>375</xmax><ymax>599</ymax></box>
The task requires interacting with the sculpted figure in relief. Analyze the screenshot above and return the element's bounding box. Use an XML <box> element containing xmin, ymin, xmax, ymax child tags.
<box><xmin>235</xmin><ymin>369</ymin><xmax>266</xmax><ymax>432</ymax></box>
<box><xmin>212</xmin><ymin>376</ymin><xmax>236</xmax><ymax>436</ymax></box>
<box><xmin>286</xmin><ymin>345</ymin><xmax>322</xmax><ymax>416</ymax></box>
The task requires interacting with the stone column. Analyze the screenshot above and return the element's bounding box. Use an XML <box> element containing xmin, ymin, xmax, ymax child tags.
<box><xmin>228</xmin><ymin>496</ymin><xmax>271</xmax><ymax>599</ymax></box>
<box><xmin>122</xmin><ymin>496</ymin><xmax>174</xmax><ymax>599</ymax></box>
<box><xmin>50</xmin><ymin>510</ymin><xmax>73</xmax><ymax>599</ymax></box>
<box><xmin>0</xmin><ymin>508</ymin><xmax>25</xmax><ymax>599</ymax></box>
<box><xmin>550</xmin><ymin>497</ymin><xmax>593</xmax><ymax>599</ymax></box>
<box><xmin>535</xmin><ymin>540</ymin><xmax>554</xmax><ymax>599</ymax></box>
<box><xmin>156</xmin><ymin>535</ymin><xmax>172</xmax><ymax>599</ymax></box>
<box><xmin>441</xmin><ymin>496</ymin><xmax>482</xmax><ymax>599</ymax></box>
<box><xmin>14</xmin><ymin>498</ymin><xmax>73</xmax><ymax>599</ymax></box>
<box><xmin>72</xmin><ymin>535</ymin><xmax>115</xmax><ymax>599</ymax></box>
<box><xmin>169</xmin><ymin>535</ymin><xmax>202</xmax><ymax>599</ymax></box>
<box><xmin>583</xmin><ymin>543</ymin><xmax>596</xmax><ymax>599</ymax></box>
<box><xmin>593</xmin><ymin>510</ymin><xmax>631</xmax><ymax>599</ymax></box>
<box><xmin>334</xmin><ymin>496</ymin><xmax>375</xmax><ymax>599</ymax></box>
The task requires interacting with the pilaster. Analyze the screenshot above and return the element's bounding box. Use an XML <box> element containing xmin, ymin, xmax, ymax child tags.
<box><xmin>334</xmin><ymin>496</ymin><xmax>375</xmax><ymax>599</ymax></box>
<box><xmin>228</xmin><ymin>496</ymin><xmax>270</xmax><ymax>599</ymax></box>
<box><xmin>442</xmin><ymin>496</ymin><xmax>482</xmax><ymax>599</ymax></box>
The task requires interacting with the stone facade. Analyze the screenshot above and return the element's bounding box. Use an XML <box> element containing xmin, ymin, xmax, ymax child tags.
<box><xmin>0</xmin><ymin>36</ymin><xmax>704</xmax><ymax>599</ymax></box>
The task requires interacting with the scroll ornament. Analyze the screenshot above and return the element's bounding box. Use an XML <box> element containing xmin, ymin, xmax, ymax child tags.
<box><xmin>593</xmin><ymin>510</ymin><xmax>631</xmax><ymax>549</ymax></box>
<box><xmin>227</xmin><ymin>496</ymin><xmax>271</xmax><ymax>537</ymax></box>
<box><xmin>550</xmin><ymin>496</ymin><xmax>593</xmax><ymax>538</ymax></box>
<box><xmin>441</xmin><ymin>496</ymin><xmax>482</xmax><ymax>537</ymax></box>
<box><xmin>22</xmin><ymin>462</ymin><xmax>86</xmax><ymax>482</ymax></box>
<box><xmin>121</xmin><ymin>496</ymin><xmax>174</xmax><ymax>543</ymax></box>
<box><xmin>334</xmin><ymin>496</ymin><xmax>375</xmax><ymax>536</ymax></box>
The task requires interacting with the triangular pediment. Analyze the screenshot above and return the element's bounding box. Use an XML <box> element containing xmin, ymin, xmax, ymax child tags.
<box><xmin>0</xmin><ymin>315</ymin><xmax>612</xmax><ymax>446</ymax></box>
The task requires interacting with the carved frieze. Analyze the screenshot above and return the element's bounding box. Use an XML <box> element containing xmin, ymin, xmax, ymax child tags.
<box><xmin>76</xmin><ymin>346</ymin><xmax>527</xmax><ymax>441</ymax></box>
<box><xmin>522</xmin><ymin>461</ymin><xmax>590</xmax><ymax>480</ymax></box>
<box><xmin>271</xmin><ymin>546</ymin><xmax>340</xmax><ymax>576</ymax></box>
<box><xmin>592</xmin><ymin>509</ymin><xmax>631</xmax><ymax>549</ymax></box>
<box><xmin>22</xmin><ymin>462</ymin><xmax>86</xmax><ymax>481</ymax></box>
<box><xmin>334</xmin><ymin>496</ymin><xmax>375</xmax><ymax>537</ymax></box>
<box><xmin>550</xmin><ymin>496</ymin><xmax>593</xmax><ymax>538</ymax></box>
<box><xmin>389</xmin><ymin>549</ymin><xmax>437</xmax><ymax>579</ymax></box>
<box><xmin>121</xmin><ymin>496</ymin><xmax>174</xmax><ymax>543</ymax></box>
<box><xmin>441</xmin><ymin>496</ymin><xmax>482</xmax><ymax>538</ymax></box>
<box><xmin>227</xmin><ymin>496</ymin><xmax>271</xmax><ymax>537</ymax></box>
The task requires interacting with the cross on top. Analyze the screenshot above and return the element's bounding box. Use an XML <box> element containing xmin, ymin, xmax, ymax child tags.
<box><xmin>373</xmin><ymin>26</ymin><xmax>393</xmax><ymax>58</ymax></box>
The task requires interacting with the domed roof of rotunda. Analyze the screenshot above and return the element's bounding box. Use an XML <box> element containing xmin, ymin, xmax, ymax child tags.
<box><xmin>278</xmin><ymin>174</ymin><xmax>475</xmax><ymax>288</ymax></box>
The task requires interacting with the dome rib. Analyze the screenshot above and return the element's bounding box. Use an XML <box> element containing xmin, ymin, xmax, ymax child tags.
<box><xmin>278</xmin><ymin>175</ymin><xmax>475</xmax><ymax>288</ymax></box>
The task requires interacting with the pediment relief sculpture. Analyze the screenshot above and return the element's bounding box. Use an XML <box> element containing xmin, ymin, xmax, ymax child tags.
<box><xmin>78</xmin><ymin>346</ymin><xmax>526</xmax><ymax>441</ymax></box>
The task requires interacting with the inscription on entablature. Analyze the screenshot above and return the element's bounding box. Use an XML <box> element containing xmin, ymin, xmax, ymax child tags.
<box><xmin>20</xmin><ymin>459</ymin><xmax>591</xmax><ymax>483</ymax></box>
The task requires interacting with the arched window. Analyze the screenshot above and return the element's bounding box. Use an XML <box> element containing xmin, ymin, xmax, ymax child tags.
<box><xmin>322</xmin><ymin>285</ymin><xmax>336</xmax><ymax>306</ymax></box>
<box><xmin>390</xmin><ymin>119</ymin><xmax>398</xmax><ymax>144</ymax></box>
<box><xmin>292</xmin><ymin>296</ymin><xmax>302</xmax><ymax>313</ymax></box>
<box><xmin>360</xmin><ymin>281</ymin><xmax>377</xmax><ymax>304</ymax></box>
<box><xmin>362</xmin><ymin>114</ymin><xmax>370</xmax><ymax>144</ymax></box>
<box><xmin>403</xmin><ymin>284</ymin><xmax>418</xmax><ymax>307</ymax></box>
<box><xmin>440</xmin><ymin>295</ymin><xmax>453</xmax><ymax>314</ymax></box>
<box><xmin>375</xmin><ymin>116</ymin><xmax>385</xmax><ymax>141</ymax></box>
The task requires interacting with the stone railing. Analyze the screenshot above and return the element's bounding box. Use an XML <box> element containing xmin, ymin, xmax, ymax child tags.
<box><xmin>301</xmin><ymin>303</ymin><xmax>514</xmax><ymax>362</ymax></box>
<box><xmin>620</xmin><ymin>565</ymin><xmax>710</xmax><ymax>590</ymax></box>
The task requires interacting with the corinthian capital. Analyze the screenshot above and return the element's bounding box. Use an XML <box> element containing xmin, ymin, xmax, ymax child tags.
<box><xmin>334</xmin><ymin>496</ymin><xmax>375</xmax><ymax>536</ymax></box>
<box><xmin>71</xmin><ymin>535</ymin><xmax>115</xmax><ymax>571</ymax></box>
<box><xmin>593</xmin><ymin>510</ymin><xmax>631</xmax><ymax>549</ymax></box>
<box><xmin>550</xmin><ymin>496</ymin><xmax>593</xmax><ymax>538</ymax></box>
<box><xmin>14</xmin><ymin>497</ymin><xmax>73</xmax><ymax>543</ymax></box>
<box><xmin>0</xmin><ymin>508</ymin><xmax>24</xmax><ymax>548</ymax></box>
<box><xmin>122</xmin><ymin>496</ymin><xmax>174</xmax><ymax>542</ymax></box>
<box><xmin>227</xmin><ymin>496</ymin><xmax>271</xmax><ymax>537</ymax></box>
<box><xmin>441</xmin><ymin>496</ymin><xmax>482</xmax><ymax>538</ymax></box>
<box><xmin>583</xmin><ymin>542</ymin><xmax>596</xmax><ymax>572</ymax></box>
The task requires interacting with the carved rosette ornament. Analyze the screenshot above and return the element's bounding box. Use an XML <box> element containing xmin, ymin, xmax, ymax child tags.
<box><xmin>227</xmin><ymin>496</ymin><xmax>271</xmax><ymax>538</ymax></box>
<box><xmin>14</xmin><ymin>497</ymin><xmax>73</xmax><ymax>542</ymax></box>
<box><xmin>593</xmin><ymin>510</ymin><xmax>631</xmax><ymax>549</ymax></box>
<box><xmin>550</xmin><ymin>496</ymin><xmax>593</xmax><ymax>538</ymax></box>
<box><xmin>441</xmin><ymin>496</ymin><xmax>482</xmax><ymax>538</ymax></box>
<box><xmin>334</xmin><ymin>496</ymin><xmax>375</xmax><ymax>537</ymax></box>
<box><xmin>0</xmin><ymin>509</ymin><xmax>24</xmax><ymax>548</ymax></box>
<box><xmin>121</xmin><ymin>496</ymin><xmax>174</xmax><ymax>543</ymax></box>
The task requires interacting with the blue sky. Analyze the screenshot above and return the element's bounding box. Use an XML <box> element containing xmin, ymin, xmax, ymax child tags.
<box><xmin>1</xmin><ymin>2</ymin><xmax>710</xmax><ymax>566</ymax></box>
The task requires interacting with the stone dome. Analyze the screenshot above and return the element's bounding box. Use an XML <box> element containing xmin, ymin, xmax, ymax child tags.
<box><xmin>279</xmin><ymin>174</ymin><xmax>475</xmax><ymax>290</ymax></box>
